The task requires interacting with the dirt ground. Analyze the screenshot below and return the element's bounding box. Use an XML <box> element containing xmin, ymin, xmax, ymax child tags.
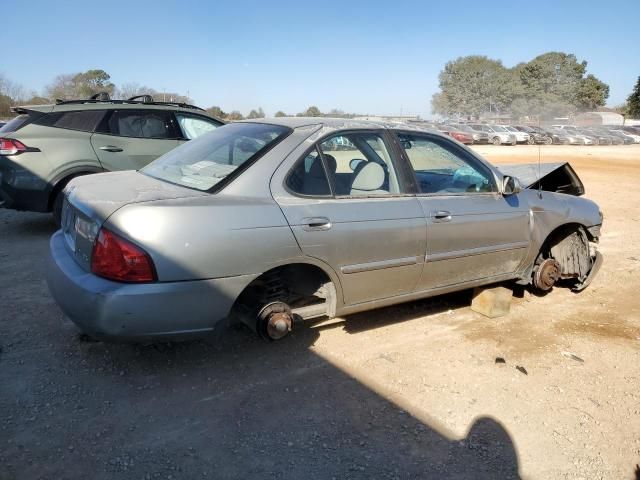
<box><xmin>1</xmin><ymin>145</ymin><xmax>639</xmax><ymax>480</ymax></box>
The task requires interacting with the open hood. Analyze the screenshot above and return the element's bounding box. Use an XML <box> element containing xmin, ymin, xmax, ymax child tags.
<box><xmin>497</xmin><ymin>162</ymin><xmax>585</xmax><ymax>196</ymax></box>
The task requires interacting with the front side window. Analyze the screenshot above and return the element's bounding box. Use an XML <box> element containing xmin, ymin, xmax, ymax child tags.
<box><xmin>397</xmin><ymin>133</ymin><xmax>495</xmax><ymax>194</ymax></box>
<box><xmin>143</xmin><ymin>122</ymin><xmax>290</xmax><ymax>191</ymax></box>
<box><xmin>98</xmin><ymin>110</ymin><xmax>174</xmax><ymax>139</ymax></box>
<box><xmin>175</xmin><ymin>113</ymin><xmax>221</xmax><ymax>140</ymax></box>
<box><xmin>317</xmin><ymin>132</ymin><xmax>401</xmax><ymax>196</ymax></box>
<box><xmin>35</xmin><ymin>110</ymin><xmax>105</xmax><ymax>132</ymax></box>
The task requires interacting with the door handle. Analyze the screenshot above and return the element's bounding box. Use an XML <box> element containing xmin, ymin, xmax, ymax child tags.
<box><xmin>302</xmin><ymin>217</ymin><xmax>331</xmax><ymax>231</ymax></box>
<box><xmin>432</xmin><ymin>210</ymin><xmax>452</xmax><ymax>222</ymax></box>
<box><xmin>99</xmin><ymin>145</ymin><xmax>123</xmax><ymax>152</ymax></box>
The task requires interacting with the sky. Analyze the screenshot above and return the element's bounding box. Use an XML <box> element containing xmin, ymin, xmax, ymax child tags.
<box><xmin>3</xmin><ymin>0</ymin><xmax>639</xmax><ymax>118</ymax></box>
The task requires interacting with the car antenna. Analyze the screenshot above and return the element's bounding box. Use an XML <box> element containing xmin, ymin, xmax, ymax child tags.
<box><xmin>538</xmin><ymin>115</ymin><xmax>542</xmax><ymax>198</ymax></box>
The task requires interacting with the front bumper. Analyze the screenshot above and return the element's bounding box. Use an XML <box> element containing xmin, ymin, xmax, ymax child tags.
<box><xmin>0</xmin><ymin>155</ymin><xmax>50</xmax><ymax>212</ymax></box>
<box><xmin>47</xmin><ymin>231</ymin><xmax>257</xmax><ymax>341</ymax></box>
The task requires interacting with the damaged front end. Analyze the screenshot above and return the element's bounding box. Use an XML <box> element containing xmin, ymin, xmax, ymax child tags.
<box><xmin>498</xmin><ymin>162</ymin><xmax>584</xmax><ymax>196</ymax></box>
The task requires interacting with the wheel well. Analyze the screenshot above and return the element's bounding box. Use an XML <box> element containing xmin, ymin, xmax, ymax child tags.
<box><xmin>231</xmin><ymin>263</ymin><xmax>336</xmax><ymax>322</ymax></box>
<box><xmin>537</xmin><ymin>223</ymin><xmax>593</xmax><ymax>282</ymax></box>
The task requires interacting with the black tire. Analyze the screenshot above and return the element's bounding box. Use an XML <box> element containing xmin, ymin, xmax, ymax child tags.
<box><xmin>544</xmin><ymin>136</ymin><xmax>553</xmax><ymax>145</ymax></box>
<box><xmin>52</xmin><ymin>189</ymin><xmax>65</xmax><ymax>227</ymax></box>
<box><xmin>527</xmin><ymin>136</ymin><xmax>535</xmax><ymax>145</ymax></box>
<box><xmin>492</xmin><ymin>136</ymin><xmax>501</xmax><ymax>146</ymax></box>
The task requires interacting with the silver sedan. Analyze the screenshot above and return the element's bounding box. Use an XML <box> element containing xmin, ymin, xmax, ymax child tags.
<box><xmin>47</xmin><ymin>118</ymin><xmax>603</xmax><ymax>341</ymax></box>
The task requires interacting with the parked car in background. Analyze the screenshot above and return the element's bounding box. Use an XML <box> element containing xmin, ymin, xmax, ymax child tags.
<box><xmin>542</xmin><ymin>128</ymin><xmax>579</xmax><ymax>145</ymax></box>
<box><xmin>469</xmin><ymin>124</ymin><xmax>517</xmax><ymax>145</ymax></box>
<box><xmin>437</xmin><ymin>125</ymin><xmax>473</xmax><ymax>144</ymax></box>
<box><xmin>47</xmin><ymin>118</ymin><xmax>603</xmax><ymax>341</ymax></box>
<box><xmin>585</xmin><ymin>127</ymin><xmax>624</xmax><ymax>145</ymax></box>
<box><xmin>449</xmin><ymin>124</ymin><xmax>490</xmax><ymax>144</ymax></box>
<box><xmin>502</xmin><ymin>125</ymin><xmax>530</xmax><ymax>144</ymax></box>
<box><xmin>575</xmin><ymin>128</ymin><xmax>612</xmax><ymax>145</ymax></box>
<box><xmin>0</xmin><ymin>94</ymin><xmax>224</xmax><ymax>223</ymax></box>
<box><xmin>552</xmin><ymin>125</ymin><xmax>597</xmax><ymax>145</ymax></box>
<box><xmin>512</xmin><ymin>125</ymin><xmax>551</xmax><ymax>145</ymax></box>
<box><xmin>610</xmin><ymin>128</ymin><xmax>640</xmax><ymax>144</ymax></box>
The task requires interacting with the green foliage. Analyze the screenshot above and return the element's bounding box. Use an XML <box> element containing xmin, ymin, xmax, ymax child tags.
<box><xmin>0</xmin><ymin>93</ymin><xmax>12</xmax><ymax>117</ymax></box>
<box><xmin>206</xmin><ymin>106</ymin><xmax>227</xmax><ymax>119</ymax></box>
<box><xmin>274</xmin><ymin>111</ymin><xmax>287</xmax><ymax>117</ymax></box>
<box><xmin>432</xmin><ymin>52</ymin><xmax>610</xmax><ymax>119</ymax></box>
<box><xmin>297</xmin><ymin>106</ymin><xmax>322</xmax><ymax>117</ymax></box>
<box><xmin>247</xmin><ymin>107</ymin><xmax>265</xmax><ymax>119</ymax></box>
<box><xmin>627</xmin><ymin>76</ymin><xmax>640</xmax><ymax>118</ymax></box>
<box><xmin>47</xmin><ymin>69</ymin><xmax>115</xmax><ymax>100</ymax></box>
<box><xmin>226</xmin><ymin>110</ymin><xmax>244</xmax><ymax>121</ymax></box>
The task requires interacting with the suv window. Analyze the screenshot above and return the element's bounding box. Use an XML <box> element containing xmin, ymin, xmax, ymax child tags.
<box><xmin>318</xmin><ymin>132</ymin><xmax>401</xmax><ymax>196</ymax></box>
<box><xmin>286</xmin><ymin>148</ymin><xmax>331</xmax><ymax>196</ymax></box>
<box><xmin>35</xmin><ymin>110</ymin><xmax>105</xmax><ymax>132</ymax></box>
<box><xmin>175</xmin><ymin>113</ymin><xmax>221</xmax><ymax>140</ymax></box>
<box><xmin>397</xmin><ymin>133</ymin><xmax>495</xmax><ymax>194</ymax></box>
<box><xmin>0</xmin><ymin>114</ymin><xmax>32</xmax><ymax>133</ymax></box>
<box><xmin>98</xmin><ymin>110</ymin><xmax>175</xmax><ymax>139</ymax></box>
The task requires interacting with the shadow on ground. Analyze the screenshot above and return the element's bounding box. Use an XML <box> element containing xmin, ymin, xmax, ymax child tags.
<box><xmin>0</xmin><ymin>211</ymin><xmax>522</xmax><ymax>479</ymax></box>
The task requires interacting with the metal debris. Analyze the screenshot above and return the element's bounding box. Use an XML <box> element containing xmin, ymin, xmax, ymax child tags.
<box><xmin>516</xmin><ymin>366</ymin><xmax>528</xmax><ymax>375</ymax></box>
<box><xmin>561</xmin><ymin>351</ymin><xmax>584</xmax><ymax>363</ymax></box>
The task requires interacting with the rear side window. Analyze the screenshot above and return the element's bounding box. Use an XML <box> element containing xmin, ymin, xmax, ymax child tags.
<box><xmin>98</xmin><ymin>110</ymin><xmax>175</xmax><ymax>139</ymax></box>
<box><xmin>0</xmin><ymin>114</ymin><xmax>32</xmax><ymax>133</ymax></box>
<box><xmin>286</xmin><ymin>148</ymin><xmax>332</xmax><ymax>196</ymax></box>
<box><xmin>175</xmin><ymin>113</ymin><xmax>221</xmax><ymax>140</ymax></box>
<box><xmin>35</xmin><ymin>110</ymin><xmax>105</xmax><ymax>132</ymax></box>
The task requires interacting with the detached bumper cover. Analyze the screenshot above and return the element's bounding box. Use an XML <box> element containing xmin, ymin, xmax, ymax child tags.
<box><xmin>47</xmin><ymin>231</ymin><xmax>257</xmax><ymax>340</ymax></box>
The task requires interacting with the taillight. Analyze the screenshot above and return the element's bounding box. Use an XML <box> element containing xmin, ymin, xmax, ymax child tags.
<box><xmin>91</xmin><ymin>228</ymin><xmax>156</xmax><ymax>283</ymax></box>
<box><xmin>0</xmin><ymin>138</ymin><xmax>27</xmax><ymax>155</ymax></box>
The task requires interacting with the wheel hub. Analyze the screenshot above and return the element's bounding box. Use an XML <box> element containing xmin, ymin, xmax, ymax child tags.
<box><xmin>534</xmin><ymin>258</ymin><xmax>562</xmax><ymax>291</ymax></box>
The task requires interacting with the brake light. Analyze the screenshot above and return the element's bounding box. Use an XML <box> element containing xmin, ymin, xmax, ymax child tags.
<box><xmin>0</xmin><ymin>138</ymin><xmax>27</xmax><ymax>155</ymax></box>
<box><xmin>91</xmin><ymin>228</ymin><xmax>156</xmax><ymax>283</ymax></box>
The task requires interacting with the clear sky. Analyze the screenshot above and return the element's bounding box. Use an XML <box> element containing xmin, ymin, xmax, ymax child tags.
<box><xmin>3</xmin><ymin>0</ymin><xmax>639</xmax><ymax>117</ymax></box>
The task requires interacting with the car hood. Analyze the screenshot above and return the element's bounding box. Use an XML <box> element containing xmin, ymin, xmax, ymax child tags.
<box><xmin>497</xmin><ymin>162</ymin><xmax>585</xmax><ymax>196</ymax></box>
<box><xmin>65</xmin><ymin>170</ymin><xmax>209</xmax><ymax>223</ymax></box>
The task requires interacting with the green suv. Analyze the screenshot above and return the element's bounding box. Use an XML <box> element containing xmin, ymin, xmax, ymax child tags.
<box><xmin>0</xmin><ymin>94</ymin><xmax>223</xmax><ymax>223</ymax></box>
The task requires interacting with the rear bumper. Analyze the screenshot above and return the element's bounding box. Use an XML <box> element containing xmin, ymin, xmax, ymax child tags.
<box><xmin>0</xmin><ymin>155</ymin><xmax>50</xmax><ymax>212</ymax></box>
<box><xmin>46</xmin><ymin>231</ymin><xmax>257</xmax><ymax>341</ymax></box>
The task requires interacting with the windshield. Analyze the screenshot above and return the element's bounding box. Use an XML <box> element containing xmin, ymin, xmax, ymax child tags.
<box><xmin>491</xmin><ymin>125</ymin><xmax>507</xmax><ymax>132</ymax></box>
<box><xmin>143</xmin><ymin>122</ymin><xmax>291</xmax><ymax>191</ymax></box>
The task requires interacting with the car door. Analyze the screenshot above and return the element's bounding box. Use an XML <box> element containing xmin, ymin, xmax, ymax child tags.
<box><xmin>394</xmin><ymin>131</ymin><xmax>531</xmax><ymax>291</ymax></box>
<box><xmin>272</xmin><ymin>130</ymin><xmax>426</xmax><ymax>306</ymax></box>
<box><xmin>91</xmin><ymin>109</ymin><xmax>179</xmax><ymax>171</ymax></box>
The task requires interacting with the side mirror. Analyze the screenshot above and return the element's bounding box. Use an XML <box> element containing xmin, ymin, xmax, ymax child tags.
<box><xmin>502</xmin><ymin>175</ymin><xmax>522</xmax><ymax>195</ymax></box>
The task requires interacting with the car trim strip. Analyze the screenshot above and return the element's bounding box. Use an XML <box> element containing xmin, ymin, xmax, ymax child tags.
<box><xmin>341</xmin><ymin>256</ymin><xmax>419</xmax><ymax>274</ymax></box>
<box><xmin>426</xmin><ymin>241</ymin><xmax>530</xmax><ymax>262</ymax></box>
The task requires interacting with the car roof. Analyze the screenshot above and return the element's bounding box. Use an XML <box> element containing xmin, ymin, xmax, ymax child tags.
<box><xmin>240</xmin><ymin>116</ymin><xmax>439</xmax><ymax>133</ymax></box>
<box><xmin>12</xmin><ymin>100</ymin><xmax>215</xmax><ymax>117</ymax></box>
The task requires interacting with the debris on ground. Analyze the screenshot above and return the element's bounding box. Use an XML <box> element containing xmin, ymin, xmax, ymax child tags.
<box><xmin>516</xmin><ymin>366</ymin><xmax>528</xmax><ymax>375</ymax></box>
<box><xmin>495</xmin><ymin>357</ymin><xmax>506</xmax><ymax>364</ymax></box>
<box><xmin>561</xmin><ymin>351</ymin><xmax>585</xmax><ymax>363</ymax></box>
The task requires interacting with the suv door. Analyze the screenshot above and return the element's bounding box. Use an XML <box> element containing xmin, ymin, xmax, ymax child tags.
<box><xmin>272</xmin><ymin>130</ymin><xmax>426</xmax><ymax>306</ymax></box>
<box><xmin>395</xmin><ymin>131</ymin><xmax>531</xmax><ymax>291</ymax></box>
<box><xmin>91</xmin><ymin>109</ymin><xmax>179</xmax><ymax>171</ymax></box>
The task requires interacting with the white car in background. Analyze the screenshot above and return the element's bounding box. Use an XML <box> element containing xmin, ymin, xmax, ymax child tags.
<box><xmin>469</xmin><ymin>124</ymin><xmax>517</xmax><ymax>146</ymax></box>
<box><xmin>502</xmin><ymin>125</ymin><xmax>530</xmax><ymax>144</ymax></box>
<box><xmin>611</xmin><ymin>129</ymin><xmax>640</xmax><ymax>144</ymax></box>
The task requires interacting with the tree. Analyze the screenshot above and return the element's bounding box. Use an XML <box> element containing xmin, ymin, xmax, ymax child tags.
<box><xmin>575</xmin><ymin>74</ymin><xmax>609</xmax><ymax>110</ymax></box>
<box><xmin>226</xmin><ymin>110</ymin><xmax>244</xmax><ymax>121</ymax></box>
<box><xmin>47</xmin><ymin>69</ymin><xmax>115</xmax><ymax>100</ymax></box>
<box><xmin>0</xmin><ymin>74</ymin><xmax>26</xmax><ymax>103</ymax></box>
<box><xmin>247</xmin><ymin>107</ymin><xmax>265</xmax><ymax>119</ymax></box>
<box><xmin>431</xmin><ymin>56</ymin><xmax>518</xmax><ymax>117</ymax></box>
<box><xmin>118</xmin><ymin>82</ymin><xmax>156</xmax><ymax>99</ymax></box>
<box><xmin>298</xmin><ymin>105</ymin><xmax>322</xmax><ymax>117</ymax></box>
<box><xmin>627</xmin><ymin>76</ymin><xmax>640</xmax><ymax>118</ymax></box>
<box><xmin>0</xmin><ymin>93</ymin><xmax>12</xmax><ymax>117</ymax></box>
<box><xmin>274</xmin><ymin>110</ymin><xmax>287</xmax><ymax>117</ymax></box>
<box><xmin>206</xmin><ymin>106</ymin><xmax>227</xmax><ymax>119</ymax></box>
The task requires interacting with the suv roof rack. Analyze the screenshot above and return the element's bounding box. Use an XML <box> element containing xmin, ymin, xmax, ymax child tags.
<box><xmin>54</xmin><ymin>92</ymin><xmax>205</xmax><ymax>111</ymax></box>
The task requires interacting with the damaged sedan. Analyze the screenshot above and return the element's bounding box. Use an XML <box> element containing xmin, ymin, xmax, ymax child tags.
<box><xmin>46</xmin><ymin>118</ymin><xmax>603</xmax><ymax>341</ymax></box>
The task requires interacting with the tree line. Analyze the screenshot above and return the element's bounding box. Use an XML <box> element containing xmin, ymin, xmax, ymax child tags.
<box><xmin>431</xmin><ymin>51</ymin><xmax>632</xmax><ymax>120</ymax></box>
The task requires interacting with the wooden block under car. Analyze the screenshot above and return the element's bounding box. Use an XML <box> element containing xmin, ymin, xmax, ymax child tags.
<box><xmin>471</xmin><ymin>285</ymin><xmax>512</xmax><ymax>318</ymax></box>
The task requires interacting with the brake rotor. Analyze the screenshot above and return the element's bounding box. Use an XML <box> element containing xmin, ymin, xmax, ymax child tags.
<box><xmin>257</xmin><ymin>302</ymin><xmax>293</xmax><ymax>341</ymax></box>
<box><xmin>534</xmin><ymin>258</ymin><xmax>562</xmax><ymax>291</ymax></box>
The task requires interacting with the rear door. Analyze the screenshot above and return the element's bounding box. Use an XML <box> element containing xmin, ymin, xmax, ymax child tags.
<box><xmin>394</xmin><ymin>131</ymin><xmax>531</xmax><ymax>291</ymax></box>
<box><xmin>91</xmin><ymin>109</ymin><xmax>179</xmax><ymax>171</ymax></box>
<box><xmin>273</xmin><ymin>130</ymin><xmax>427</xmax><ymax>306</ymax></box>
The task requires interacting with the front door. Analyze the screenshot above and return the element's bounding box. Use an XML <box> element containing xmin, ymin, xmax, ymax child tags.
<box><xmin>394</xmin><ymin>131</ymin><xmax>531</xmax><ymax>291</ymax></box>
<box><xmin>91</xmin><ymin>109</ymin><xmax>179</xmax><ymax>171</ymax></box>
<box><xmin>273</xmin><ymin>130</ymin><xmax>426</xmax><ymax>306</ymax></box>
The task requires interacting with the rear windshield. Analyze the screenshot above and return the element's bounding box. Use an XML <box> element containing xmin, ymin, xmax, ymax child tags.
<box><xmin>142</xmin><ymin>122</ymin><xmax>291</xmax><ymax>191</ymax></box>
<box><xmin>0</xmin><ymin>115</ymin><xmax>31</xmax><ymax>134</ymax></box>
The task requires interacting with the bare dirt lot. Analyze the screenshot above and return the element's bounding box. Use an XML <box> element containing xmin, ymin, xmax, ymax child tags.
<box><xmin>1</xmin><ymin>145</ymin><xmax>639</xmax><ymax>480</ymax></box>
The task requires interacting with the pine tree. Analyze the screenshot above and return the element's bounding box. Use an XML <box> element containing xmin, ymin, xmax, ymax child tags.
<box><xmin>627</xmin><ymin>76</ymin><xmax>640</xmax><ymax>118</ymax></box>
